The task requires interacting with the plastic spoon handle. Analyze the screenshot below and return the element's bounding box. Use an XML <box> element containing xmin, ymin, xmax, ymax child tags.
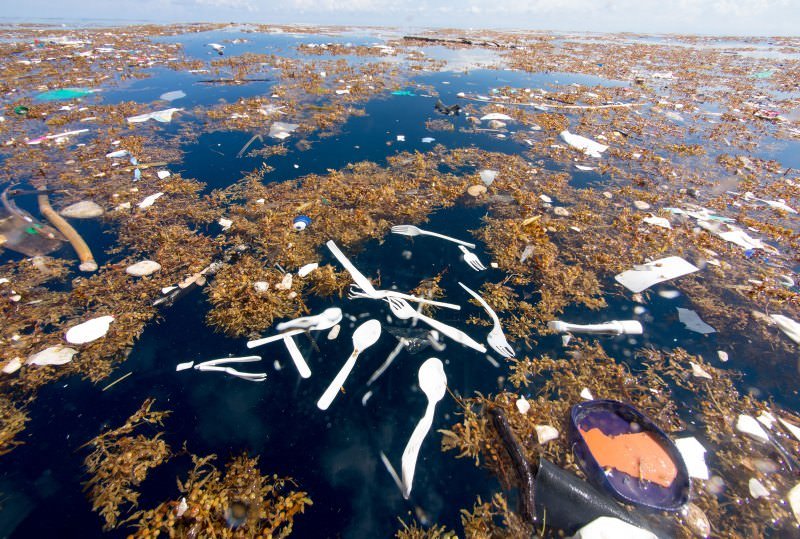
<box><xmin>247</xmin><ymin>328</ymin><xmax>303</xmax><ymax>348</ymax></box>
<box><xmin>419</xmin><ymin>230</ymin><xmax>475</xmax><ymax>249</ymax></box>
<box><xmin>385</xmin><ymin>291</ymin><xmax>461</xmax><ymax>311</ymax></box>
<box><xmin>401</xmin><ymin>401</ymin><xmax>436</xmax><ymax>499</ymax></box>
<box><xmin>415</xmin><ymin>312</ymin><xmax>487</xmax><ymax>353</ymax></box>
<box><xmin>317</xmin><ymin>349</ymin><xmax>359</xmax><ymax>410</ymax></box>
<box><xmin>458</xmin><ymin>282</ymin><xmax>500</xmax><ymax>324</ymax></box>
<box><xmin>283</xmin><ymin>336</ymin><xmax>311</xmax><ymax>378</ymax></box>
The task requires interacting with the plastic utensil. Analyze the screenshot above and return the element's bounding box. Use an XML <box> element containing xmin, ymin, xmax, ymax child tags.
<box><xmin>192</xmin><ymin>355</ymin><xmax>266</xmax><ymax>382</ymax></box>
<box><xmin>547</xmin><ymin>320</ymin><xmax>643</xmax><ymax>335</ymax></box>
<box><xmin>458</xmin><ymin>282</ymin><xmax>514</xmax><ymax>357</ymax></box>
<box><xmin>317</xmin><ymin>319</ymin><xmax>382</xmax><ymax>410</ymax></box>
<box><xmin>401</xmin><ymin>357</ymin><xmax>447</xmax><ymax>498</ymax></box>
<box><xmin>390</xmin><ymin>224</ymin><xmax>476</xmax><ymax>249</ymax></box>
<box><xmin>283</xmin><ymin>336</ymin><xmax>311</xmax><ymax>378</ymax></box>
<box><xmin>458</xmin><ymin>245</ymin><xmax>486</xmax><ymax>271</ymax></box>
<box><xmin>385</xmin><ymin>296</ymin><xmax>486</xmax><ymax>353</ymax></box>
<box><xmin>348</xmin><ymin>285</ymin><xmax>461</xmax><ymax>311</ymax></box>
<box><xmin>247</xmin><ymin>308</ymin><xmax>342</xmax><ymax>348</ymax></box>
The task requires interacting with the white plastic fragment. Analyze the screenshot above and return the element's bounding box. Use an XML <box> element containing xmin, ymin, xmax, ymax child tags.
<box><xmin>516</xmin><ymin>397</ymin><xmax>530</xmax><ymax>414</ymax></box>
<box><xmin>176</xmin><ymin>361</ymin><xmax>194</xmax><ymax>371</ymax></box>
<box><xmin>396</xmin><ymin>135</ymin><xmax>405</xmax><ymax>142</ymax></box>
<box><xmin>125</xmin><ymin>260</ymin><xmax>161</xmax><ymax>277</ymax></box>
<box><xmin>615</xmin><ymin>256</ymin><xmax>700</xmax><ymax>293</ymax></box>
<box><xmin>105</xmin><ymin>149</ymin><xmax>128</xmax><ymax>158</ymax></box>
<box><xmin>658</xmin><ymin>290</ymin><xmax>681</xmax><ymax>299</ymax></box>
<box><xmin>736</xmin><ymin>414</ymin><xmax>769</xmax><ymax>443</ymax></box>
<box><xmin>575</xmin><ymin>164</ymin><xmax>595</xmax><ymax>171</ymax></box>
<box><xmin>275</xmin><ymin>273</ymin><xmax>293</xmax><ymax>290</ymax></box>
<box><xmin>539</xmin><ymin>194</ymin><xmax>552</xmax><ymax>203</ymax></box>
<box><xmin>218</xmin><ymin>217</ymin><xmax>233</xmax><ymax>231</ymax></box>
<box><xmin>327</xmin><ymin>324</ymin><xmax>341</xmax><ymax>340</ymax></box>
<box><xmin>480</xmin><ymin>113</ymin><xmax>512</xmax><ymax>121</ymax></box>
<box><xmin>770</xmin><ymin>314</ymin><xmax>800</xmax><ymax>344</ymax></box>
<box><xmin>633</xmin><ymin>200</ymin><xmax>651</xmax><ymax>211</ymax></box>
<box><xmin>27</xmin><ymin>345</ymin><xmax>77</xmax><ymax>366</ymax></box>
<box><xmin>677</xmin><ymin>308</ymin><xmax>716</xmax><ymax>334</ymax></box>
<box><xmin>717</xmin><ymin>350</ymin><xmax>729</xmax><ymax>362</ymax></box>
<box><xmin>690</xmin><ymin>362</ymin><xmax>713</xmax><ymax>380</ymax></box>
<box><xmin>421</xmin><ymin>137</ymin><xmax>435</xmax><ymax>143</ymax></box>
<box><xmin>138</xmin><ymin>192</ymin><xmax>164</xmax><ymax>209</ymax></box>
<box><xmin>535</xmin><ymin>425</ymin><xmax>559</xmax><ymax>444</ymax></box>
<box><xmin>298</xmin><ymin>263</ymin><xmax>319</xmax><ymax>277</ymax></box>
<box><xmin>60</xmin><ymin>200</ymin><xmax>104</xmax><ymax>218</ymax></box>
<box><xmin>580</xmin><ymin>388</ymin><xmax>594</xmax><ymax>400</ymax></box>
<box><xmin>749</xmin><ymin>478</ymin><xmax>769</xmax><ymax>499</ymax></box>
<box><xmin>361</xmin><ymin>391</ymin><xmax>373</xmax><ymax>406</ymax></box>
<box><xmin>548</xmin><ymin>320</ymin><xmax>643</xmax><ymax>335</ymax></box>
<box><xmin>559</xmin><ymin>130</ymin><xmax>608</xmax><ymax>158</ymax></box>
<box><xmin>779</xmin><ymin>418</ymin><xmax>800</xmax><ymax>442</ymax></box>
<box><xmin>156</xmin><ymin>170</ymin><xmax>171</xmax><ymax>179</ymax></box>
<box><xmin>675</xmin><ymin>437</ymin><xmax>710</xmax><ymax>480</ymax></box>
<box><xmin>268</xmin><ymin>122</ymin><xmax>298</xmax><ymax>139</ymax></box>
<box><xmin>127</xmin><ymin>108</ymin><xmax>182</xmax><ymax>124</ymax></box>
<box><xmin>479</xmin><ymin>169</ymin><xmax>498</xmax><ymax>186</ymax></box>
<box><xmin>643</xmin><ymin>215</ymin><xmax>671</xmax><ymax>229</ymax></box>
<box><xmin>160</xmin><ymin>90</ymin><xmax>186</xmax><ymax>101</ymax></box>
<box><xmin>65</xmin><ymin>315</ymin><xmax>114</xmax><ymax>344</ymax></box>
<box><xmin>789</xmin><ymin>483</ymin><xmax>800</xmax><ymax>524</ymax></box>
<box><xmin>176</xmin><ymin>497</ymin><xmax>188</xmax><ymax>517</ymax></box>
<box><xmin>570</xmin><ymin>516</ymin><xmax>657</xmax><ymax>539</ymax></box>
<box><xmin>2</xmin><ymin>358</ymin><xmax>22</xmax><ymax>374</ymax></box>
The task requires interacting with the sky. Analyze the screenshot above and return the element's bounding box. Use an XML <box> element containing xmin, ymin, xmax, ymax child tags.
<box><xmin>1</xmin><ymin>0</ymin><xmax>797</xmax><ymax>36</ymax></box>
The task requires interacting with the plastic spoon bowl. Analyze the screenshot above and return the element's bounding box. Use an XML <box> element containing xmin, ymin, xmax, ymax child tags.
<box><xmin>247</xmin><ymin>308</ymin><xmax>343</xmax><ymax>349</ymax></box>
<box><xmin>317</xmin><ymin>319</ymin><xmax>382</xmax><ymax>410</ymax></box>
<box><xmin>401</xmin><ymin>357</ymin><xmax>447</xmax><ymax>499</ymax></box>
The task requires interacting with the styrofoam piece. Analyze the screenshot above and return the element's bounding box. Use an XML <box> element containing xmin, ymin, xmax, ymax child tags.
<box><xmin>559</xmin><ymin>130</ymin><xmax>608</xmax><ymax>158</ymax></box>
<box><xmin>126</xmin><ymin>260</ymin><xmax>161</xmax><ymax>277</ymax></box>
<box><xmin>788</xmin><ymin>483</ymin><xmax>800</xmax><ymax>524</ymax></box>
<box><xmin>771</xmin><ymin>314</ymin><xmax>800</xmax><ymax>344</ymax></box>
<box><xmin>675</xmin><ymin>436</ymin><xmax>709</xmax><ymax>480</ymax></box>
<box><xmin>736</xmin><ymin>414</ymin><xmax>769</xmax><ymax>443</ymax></box>
<box><xmin>677</xmin><ymin>308</ymin><xmax>716</xmax><ymax>334</ymax></box>
<box><xmin>298</xmin><ymin>263</ymin><xmax>319</xmax><ymax>277</ymax></box>
<box><xmin>176</xmin><ymin>361</ymin><xmax>194</xmax><ymax>371</ymax></box>
<box><xmin>614</xmin><ymin>256</ymin><xmax>699</xmax><ymax>293</ymax></box>
<box><xmin>570</xmin><ymin>516</ymin><xmax>657</xmax><ymax>539</ymax></box>
<box><xmin>516</xmin><ymin>397</ymin><xmax>530</xmax><ymax>414</ymax></box>
<box><xmin>749</xmin><ymin>478</ymin><xmax>769</xmax><ymax>499</ymax></box>
<box><xmin>65</xmin><ymin>315</ymin><xmax>114</xmax><ymax>344</ymax></box>
<box><xmin>27</xmin><ymin>345</ymin><xmax>77</xmax><ymax>366</ymax></box>
<box><xmin>535</xmin><ymin>425</ymin><xmax>559</xmax><ymax>444</ymax></box>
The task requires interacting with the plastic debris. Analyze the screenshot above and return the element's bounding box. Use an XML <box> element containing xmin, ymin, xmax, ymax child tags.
<box><xmin>479</xmin><ymin>169</ymin><xmax>498</xmax><ymax>186</ymax></box>
<box><xmin>480</xmin><ymin>113</ymin><xmax>512</xmax><ymax>121</ymax></box>
<box><xmin>571</xmin><ymin>516</ymin><xmax>657</xmax><ymax>539</ymax></box>
<box><xmin>218</xmin><ymin>218</ymin><xmax>233</xmax><ymax>231</ymax></box>
<box><xmin>126</xmin><ymin>260</ymin><xmax>162</xmax><ymax>277</ymax></box>
<box><xmin>159</xmin><ymin>90</ymin><xmax>186</xmax><ymax>101</ymax></box>
<box><xmin>59</xmin><ymin>200</ymin><xmax>104</xmax><ymax>218</ymax></box>
<box><xmin>749</xmin><ymin>478</ymin><xmax>769</xmax><ymax>499</ymax></box>
<box><xmin>467</xmin><ymin>184</ymin><xmax>487</xmax><ymax>196</ymax></box>
<box><xmin>293</xmin><ymin>215</ymin><xmax>311</xmax><ymax>230</ymax></box>
<box><xmin>298</xmin><ymin>263</ymin><xmax>318</xmax><ymax>277</ymax></box>
<box><xmin>770</xmin><ymin>314</ymin><xmax>800</xmax><ymax>344</ymax></box>
<box><xmin>580</xmin><ymin>388</ymin><xmax>594</xmax><ymax>400</ymax></box>
<box><xmin>193</xmin><ymin>355</ymin><xmax>266</xmax><ymax>382</ymax></box>
<box><xmin>615</xmin><ymin>256</ymin><xmax>700</xmax><ymax>293</ymax></box>
<box><xmin>175</xmin><ymin>361</ymin><xmax>194</xmax><ymax>371</ymax></box>
<box><xmin>126</xmin><ymin>108</ymin><xmax>182</xmax><ymax>124</ymax></box>
<box><xmin>677</xmin><ymin>308</ymin><xmax>716</xmax><ymax>334</ymax></box>
<box><xmin>559</xmin><ymin>130</ymin><xmax>608</xmax><ymax>158</ymax></box>
<box><xmin>26</xmin><ymin>345</ymin><xmax>77</xmax><ymax>366</ymax></box>
<box><xmin>643</xmin><ymin>215</ymin><xmax>671</xmax><ymax>229</ymax></box>
<box><xmin>138</xmin><ymin>192</ymin><xmax>164</xmax><ymax>209</ymax></box>
<box><xmin>2</xmin><ymin>358</ymin><xmax>22</xmax><ymax>374</ymax></box>
<box><xmin>65</xmin><ymin>315</ymin><xmax>114</xmax><ymax>344</ymax></box>
<box><xmin>674</xmin><ymin>437</ymin><xmax>709</xmax><ymax>480</ymax></box>
<box><xmin>535</xmin><ymin>425</ymin><xmax>559</xmax><ymax>444</ymax></box>
<box><xmin>548</xmin><ymin>320</ymin><xmax>643</xmax><ymax>335</ymax></box>
<box><xmin>268</xmin><ymin>121</ymin><xmax>298</xmax><ymax>139</ymax></box>
<box><xmin>105</xmin><ymin>149</ymin><xmax>129</xmax><ymax>158</ymax></box>
<box><xmin>690</xmin><ymin>362</ymin><xmax>712</xmax><ymax>379</ymax></box>
<box><xmin>35</xmin><ymin>87</ymin><xmax>94</xmax><ymax>101</ymax></box>
<box><xmin>789</xmin><ymin>483</ymin><xmax>800</xmax><ymax>524</ymax></box>
<box><xmin>156</xmin><ymin>170</ymin><xmax>170</xmax><ymax>179</ymax></box>
<box><xmin>208</xmin><ymin>43</ymin><xmax>225</xmax><ymax>54</ymax></box>
<box><xmin>736</xmin><ymin>414</ymin><xmax>769</xmax><ymax>443</ymax></box>
<box><xmin>779</xmin><ymin>418</ymin><xmax>800</xmax><ymax>442</ymax></box>
<box><xmin>516</xmin><ymin>397</ymin><xmax>530</xmax><ymax>414</ymax></box>
<box><xmin>717</xmin><ymin>350</ymin><xmax>729</xmax><ymax>362</ymax></box>
<box><xmin>421</xmin><ymin>137</ymin><xmax>435</xmax><ymax>143</ymax></box>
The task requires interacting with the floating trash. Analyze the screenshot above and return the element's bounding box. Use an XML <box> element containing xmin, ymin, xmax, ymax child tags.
<box><xmin>59</xmin><ymin>200</ymin><xmax>103</xmax><ymax>219</ymax></box>
<box><xmin>125</xmin><ymin>260</ymin><xmax>162</xmax><ymax>277</ymax></box>
<box><xmin>293</xmin><ymin>215</ymin><xmax>311</xmax><ymax>230</ymax></box>
<box><xmin>65</xmin><ymin>315</ymin><xmax>114</xmax><ymax>344</ymax></box>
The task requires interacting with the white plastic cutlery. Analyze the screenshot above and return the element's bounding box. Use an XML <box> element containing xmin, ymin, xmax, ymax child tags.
<box><xmin>401</xmin><ymin>357</ymin><xmax>447</xmax><ymax>499</ymax></box>
<box><xmin>348</xmin><ymin>285</ymin><xmax>461</xmax><ymax>311</ymax></box>
<box><xmin>317</xmin><ymin>319</ymin><xmax>382</xmax><ymax>410</ymax></box>
<box><xmin>458</xmin><ymin>245</ymin><xmax>486</xmax><ymax>271</ymax></box>
<box><xmin>458</xmin><ymin>282</ymin><xmax>515</xmax><ymax>358</ymax></box>
<box><xmin>547</xmin><ymin>320</ymin><xmax>643</xmax><ymax>335</ymax></box>
<box><xmin>246</xmin><ymin>308</ymin><xmax>342</xmax><ymax>349</ymax></box>
<box><xmin>385</xmin><ymin>296</ymin><xmax>486</xmax><ymax>353</ymax></box>
<box><xmin>193</xmin><ymin>355</ymin><xmax>266</xmax><ymax>382</ymax></box>
<box><xmin>326</xmin><ymin>240</ymin><xmax>379</xmax><ymax>295</ymax></box>
<box><xmin>283</xmin><ymin>335</ymin><xmax>311</xmax><ymax>378</ymax></box>
<box><xmin>391</xmin><ymin>224</ymin><xmax>476</xmax><ymax>249</ymax></box>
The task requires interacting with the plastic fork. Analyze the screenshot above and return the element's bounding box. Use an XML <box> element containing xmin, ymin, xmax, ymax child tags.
<box><xmin>384</xmin><ymin>296</ymin><xmax>486</xmax><ymax>353</ymax></box>
<box><xmin>193</xmin><ymin>355</ymin><xmax>267</xmax><ymax>382</ymax></box>
<box><xmin>458</xmin><ymin>282</ymin><xmax>514</xmax><ymax>358</ymax></box>
<box><xmin>458</xmin><ymin>245</ymin><xmax>486</xmax><ymax>272</ymax></box>
<box><xmin>347</xmin><ymin>285</ymin><xmax>461</xmax><ymax>311</ymax></box>
<box><xmin>391</xmin><ymin>224</ymin><xmax>476</xmax><ymax>249</ymax></box>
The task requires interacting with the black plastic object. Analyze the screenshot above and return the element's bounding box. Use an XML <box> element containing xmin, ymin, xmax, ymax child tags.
<box><xmin>434</xmin><ymin>99</ymin><xmax>460</xmax><ymax>116</ymax></box>
<box><xmin>0</xmin><ymin>187</ymin><xmax>65</xmax><ymax>257</ymax></box>
<box><xmin>570</xmin><ymin>399</ymin><xmax>690</xmax><ymax>512</ymax></box>
<box><xmin>535</xmin><ymin>458</ymin><xmax>672</xmax><ymax>536</ymax></box>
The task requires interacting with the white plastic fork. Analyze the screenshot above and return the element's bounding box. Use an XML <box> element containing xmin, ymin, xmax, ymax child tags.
<box><xmin>458</xmin><ymin>282</ymin><xmax>514</xmax><ymax>358</ymax></box>
<box><xmin>348</xmin><ymin>285</ymin><xmax>461</xmax><ymax>311</ymax></box>
<box><xmin>391</xmin><ymin>224</ymin><xmax>476</xmax><ymax>249</ymax></box>
<box><xmin>458</xmin><ymin>245</ymin><xmax>486</xmax><ymax>272</ymax></box>
<box><xmin>385</xmin><ymin>296</ymin><xmax>486</xmax><ymax>353</ymax></box>
<box><xmin>193</xmin><ymin>355</ymin><xmax>267</xmax><ymax>382</ymax></box>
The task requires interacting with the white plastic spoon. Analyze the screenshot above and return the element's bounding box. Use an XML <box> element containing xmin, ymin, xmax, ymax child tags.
<box><xmin>401</xmin><ymin>357</ymin><xmax>447</xmax><ymax>499</ymax></box>
<box><xmin>317</xmin><ymin>319</ymin><xmax>382</xmax><ymax>410</ymax></box>
<box><xmin>247</xmin><ymin>308</ymin><xmax>342</xmax><ymax>348</ymax></box>
<box><xmin>283</xmin><ymin>335</ymin><xmax>311</xmax><ymax>378</ymax></box>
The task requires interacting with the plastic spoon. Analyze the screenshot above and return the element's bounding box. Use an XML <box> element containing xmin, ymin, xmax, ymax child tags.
<box><xmin>246</xmin><ymin>308</ymin><xmax>342</xmax><ymax>348</ymax></box>
<box><xmin>283</xmin><ymin>335</ymin><xmax>311</xmax><ymax>378</ymax></box>
<box><xmin>317</xmin><ymin>319</ymin><xmax>382</xmax><ymax>410</ymax></box>
<box><xmin>401</xmin><ymin>357</ymin><xmax>447</xmax><ymax>499</ymax></box>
